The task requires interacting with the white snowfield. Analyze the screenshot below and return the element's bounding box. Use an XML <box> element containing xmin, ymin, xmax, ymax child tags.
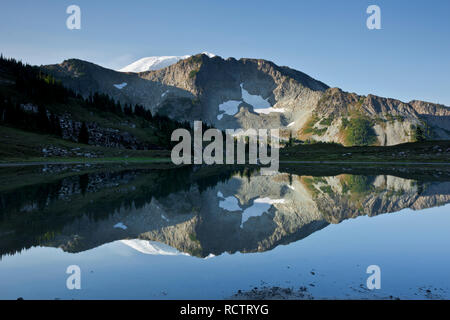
<box><xmin>217</xmin><ymin>191</ymin><xmax>242</xmax><ymax>211</ymax></box>
<box><xmin>219</xmin><ymin>196</ymin><xmax>242</xmax><ymax>212</ymax></box>
<box><xmin>217</xmin><ymin>190</ymin><xmax>285</xmax><ymax>228</ymax></box>
<box><xmin>113</xmin><ymin>82</ymin><xmax>127</xmax><ymax>89</ymax></box>
<box><xmin>121</xmin><ymin>239</ymin><xmax>189</xmax><ymax>256</ymax></box>
<box><xmin>241</xmin><ymin>83</ymin><xmax>285</xmax><ymax>114</ymax></box>
<box><xmin>241</xmin><ymin>197</ymin><xmax>285</xmax><ymax>228</ymax></box>
<box><xmin>113</xmin><ymin>222</ymin><xmax>128</xmax><ymax>230</ymax></box>
<box><xmin>119</xmin><ymin>52</ymin><xmax>216</xmax><ymax>73</ymax></box>
<box><xmin>254</xmin><ymin>197</ymin><xmax>286</xmax><ymax>205</ymax></box>
<box><xmin>217</xmin><ymin>100</ymin><xmax>241</xmax><ymax>120</ymax></box>
<box><xmin>217</xmin><ymin>83</ymin><xmax>285</xmax><ymax>120</ymax></box>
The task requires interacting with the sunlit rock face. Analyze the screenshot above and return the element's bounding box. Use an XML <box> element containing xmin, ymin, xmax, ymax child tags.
<box><xmin>42</xmin><ymin>55</ymin><xmax>450</xmax><ymax>145</ymax></box>
<box><xmin>2</xmin><ymin>167</ymin><xmax>446</xmax><ymax>259</ymax></box>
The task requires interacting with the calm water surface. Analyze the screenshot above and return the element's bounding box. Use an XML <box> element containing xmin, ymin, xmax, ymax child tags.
<box><xmin>0</xmin><ymin>164</ymin><xmax>449</xmax><ymax>299</ymax></box>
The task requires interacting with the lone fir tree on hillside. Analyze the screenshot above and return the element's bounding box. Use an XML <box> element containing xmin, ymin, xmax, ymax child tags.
<box><xmin>78</xmin><ymin>122</ymin><xmax>89</xmax><ymax>144</ymax></box>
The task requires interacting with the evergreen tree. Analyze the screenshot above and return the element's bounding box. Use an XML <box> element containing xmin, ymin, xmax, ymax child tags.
<box><xmin>78</xmin><ymin>122</ymin><xmax>89</xmax><ymax>144</ymax></box>
<box><xmin>37</xmin><ymin>105</ymin><xmax>50</xmax><ymax>132</ymax></box>
<box><xmin>287</xmin><ymin>131</ymin><xmax>294</xmax><ymax>147</ymax></box>
<box><xmin>50</xmin><ymin>114</ymin><xmax>63</xmax><ymax>137</ymax></box>
<box><xmin>414</xmin><ymin>126</ymin><xmax>426</xmax><ymax>142</ymax></box>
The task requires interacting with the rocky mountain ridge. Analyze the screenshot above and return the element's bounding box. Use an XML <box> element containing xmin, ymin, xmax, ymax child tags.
<box><xmin>38</xmin><ymin>172</ymin><xmax>450</xmax><ymax>257</ymax></box>
<box><xmin>42</xmin><ymin>54</ymin><xmax>450</xmax><ymax>146</ymax></box>
<box><xmin>2</xmin><ymin>167</ymin><xmax>449</xmax><ymax>258</ymax></box>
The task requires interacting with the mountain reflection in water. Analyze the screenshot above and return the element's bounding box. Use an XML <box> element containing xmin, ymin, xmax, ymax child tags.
<box><xmin>0</xmin><ymin>164</ymin><xmax>449</xmax><ymax>259</ymax></box>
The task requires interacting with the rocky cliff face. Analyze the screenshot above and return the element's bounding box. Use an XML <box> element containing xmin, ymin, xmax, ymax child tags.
<box><xmin>42</xmin><ymin>54</ymin><xmax>450</xmax><ymax>146</ymax></box>
<box><xmin>139</xmin><ymin>55</ymin><xmax>329</xmax><ymax>131</ymax></box>
<box><xmin>306</xmin><ymin>88</ymin><xmax>450</xmax><ymax>145</ymax></box>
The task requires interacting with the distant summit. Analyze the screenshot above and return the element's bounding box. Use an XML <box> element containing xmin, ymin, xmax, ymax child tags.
<box><xmin>119</xmin><ymin>52</ymin><xmax>216</xmax><ymax>73</ymax></box>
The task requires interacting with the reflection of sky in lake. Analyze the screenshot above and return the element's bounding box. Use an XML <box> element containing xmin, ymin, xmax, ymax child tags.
<box><xmin>1</xmin><ymin>203</ymin><xmax>449</xmax><ymax>300</ymax></box>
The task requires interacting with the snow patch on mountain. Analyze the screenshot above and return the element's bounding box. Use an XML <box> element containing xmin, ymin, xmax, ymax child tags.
<box><xmin>241</xmin><ymin>198</ymin><xmax>285</xmax><ymax>228</ymax></box>
<box><xmin>241</xmin><ymin>83</ymin><xmax>271</xmax><ymax>109</ymax></box>
<box><xmin>217</xmin><ymin>100</ymin><xmax>241</xmax><ymax>120</ymax></box>
<box><xmin>241</xmin><ymin>83</ymin><xmax>285</xmax><ymax>114</ymax></box>
<box><xmin>119</xmin><ymin>52</ymin><xmax>216</xmax><ymax>73</ymax></box>
<box><xmin>253</xmin><ymin>107</ymin><xmax>286</xmax><ymax>115</ymax></box>
<box><xmin>113</xmin><ymin>82</ymin><xmax>127</xmax><ymax>89</ymax></box>
<box><xmin>217</xmin><ymin>191</ymin><xmax>242</xmax><ymax>211</ymax></box>
<box><xmin>121</xmin><ymin>239</ymin><xmax>189</xmax><ymax>256</ymax></box>
<box><xmin>219</xmin><ymin>196</ymin><xmax>242</xmax><ymax>212</ymax></box>
<box><xmin>217</xmin><ymin>83</ymin><xmax>286</xmax><ymax>120</ymax></box>
<box><xmin>200</xmin><ymin>52</ymin><xmax>216</xmax><ymax>58</ymax></box>
<box><xmin>113</xmin><ymin>222</ymin><xmax>127</xmax><ymax>230</ymax></box>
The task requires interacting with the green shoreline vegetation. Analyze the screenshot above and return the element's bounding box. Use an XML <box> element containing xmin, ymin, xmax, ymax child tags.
<box><xmin>281</xmin><ymin>140</ymin><xmax>450</xmax><ymax>163</ymax></box>
<box><xmin>1</xmin><ymin>122</ymin><xmax>449</xmax><ymax>165</ymax></box>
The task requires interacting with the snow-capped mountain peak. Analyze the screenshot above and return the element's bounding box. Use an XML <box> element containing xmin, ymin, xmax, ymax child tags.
<box><xmin>118</xmin><ymin>52</ymin><xmax>216</xmax><ymax>73</ymax></box>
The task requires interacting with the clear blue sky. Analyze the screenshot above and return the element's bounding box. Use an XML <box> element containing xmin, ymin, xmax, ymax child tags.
<box><xmin>1</xmin><ymin>0</ymin><xmax>449</xmax><ymax>105</ymax></box>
